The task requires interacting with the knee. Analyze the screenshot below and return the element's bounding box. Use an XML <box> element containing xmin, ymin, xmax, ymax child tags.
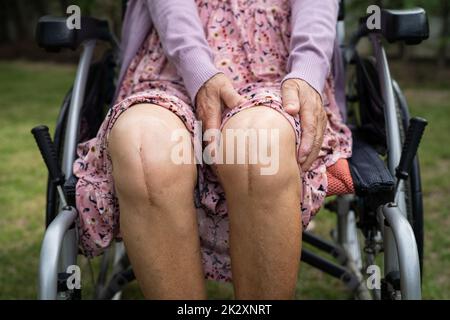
<box><xmin>109</xmin><ymin>104</ymin><xmax>196</xmax><ymax>206</ymax></box>
<box><xmin>216</xmin><ymin>107</ymin><xmax>299</xmax><ymax>194</ymax></box>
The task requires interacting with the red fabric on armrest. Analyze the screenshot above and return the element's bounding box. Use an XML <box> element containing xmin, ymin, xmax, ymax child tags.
<box><xmin>326</xmin><ymin>158</ymin><xmax>354</xmax><ymax>196</ymax></box>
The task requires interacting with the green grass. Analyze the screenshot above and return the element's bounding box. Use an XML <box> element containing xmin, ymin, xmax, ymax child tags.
<box><xmin>0</xmin><ymin>61</ymin><xmax>449</xmax><ymax>299</ymax></box>
<box><xmin>0</xmin><ymin>61</ymin><xmax>75</xmax><ymax>299</ymax></box>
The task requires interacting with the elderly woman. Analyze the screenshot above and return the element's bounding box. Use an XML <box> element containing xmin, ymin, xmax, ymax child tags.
<box><xmin>74</xmin><ymin>0</ymin><xmax>352</xmax><ymax>299</ymax></box>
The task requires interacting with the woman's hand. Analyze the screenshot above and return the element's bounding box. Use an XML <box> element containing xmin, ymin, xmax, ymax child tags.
<box><xmin>196</xmin><ymin>73</ymin><xmax>246</xmax><ymax>133</ymax></box>
<box><xmin>282</xmin><ymin>78</ymin><xmax>327</xmax><ymax>171</ymax></box>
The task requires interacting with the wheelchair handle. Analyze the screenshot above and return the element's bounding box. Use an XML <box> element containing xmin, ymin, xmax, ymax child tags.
<box><xmin>31</xmin><ymin>125</ymin><xmax>65</xmax><ymax>186</ymax></box>
<box><xmin>396</xmin><ymin>117</ymin><xmax>427</xmax><ymax>181</ymax></box>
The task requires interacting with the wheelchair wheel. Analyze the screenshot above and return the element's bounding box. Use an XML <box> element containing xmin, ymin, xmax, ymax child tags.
<box><xmin>94</xmin><ymin>242</ymin><xmax>133</xmax><ymax>300</ymax></box>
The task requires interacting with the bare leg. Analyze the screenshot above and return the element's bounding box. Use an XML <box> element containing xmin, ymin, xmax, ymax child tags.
<box><xmin>217</xmin><ymin>106</ymin><xmax>302</xmax><ymax>299</ymax></box>
<box><xmin>108</xmin><ymin>104</ymin><xmax>205</xmax><ymax>299</ymax></box>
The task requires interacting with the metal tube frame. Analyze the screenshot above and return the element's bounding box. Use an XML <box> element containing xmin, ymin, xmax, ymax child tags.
<box><xmin>62</xmin><ymin>40</ymin><xmax>96</xmax><ymax>177</ymax></box>
<box><xmin>300</xmin><ymin>249</ymin><xmax>360</xmax><ymax>291</ymax></box>
<box><xmin>39</xmin><ymin>207</ymin><xmax>77</xmax><ymax>299</ymax></box>
<box><xmin>336</xmin><ymin>195</ymin><xmax>363</xmax><ymax>271</ymax></box>
<box><xmin>380</xmin><ymin>203</ymin><xmax>421</xmax><ymax>299</ymax></box>
<box><xmin>369</xmin><ymin>34</ymin><xmax>407</xmax><ymax>217</ymax></box>
<box><xmin>368</xmin><ymin>34</ymin><xmax>418</xmax><ymax>294</ymax></box>
<box><xmin>39</xmin><ymin>41</ymin><xmax>96</xmax><ymax>300</ymax></box>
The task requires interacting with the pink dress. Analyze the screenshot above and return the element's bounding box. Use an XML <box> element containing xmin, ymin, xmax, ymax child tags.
<box><xmin>73</xmin><ymin>0</ymin><xmax>352</xmax><ymax>282</ymax></box>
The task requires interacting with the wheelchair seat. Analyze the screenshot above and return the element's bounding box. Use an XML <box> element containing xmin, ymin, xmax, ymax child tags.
<box><xmin>36</xmin><ymin>16</ymin><xmax>113</xmax><ymax>51</ymax></box>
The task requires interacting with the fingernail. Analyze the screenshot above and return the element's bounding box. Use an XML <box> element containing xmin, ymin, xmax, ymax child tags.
<box><xmin>299</xmin><ymin>156</ymin><xmax>306</xmax><ymax>163</ymax></box>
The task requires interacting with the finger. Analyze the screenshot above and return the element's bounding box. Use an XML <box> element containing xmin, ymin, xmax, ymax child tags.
<box><xmin>281</xmin><ymin>81</ymin><xmax>300</xmax><ymax>115</ymax></box>
<box><xmin>221</xmin><ymin>81</ymin><xmax>246</xmax><ymax>109</ymax></box>
<box><xmin>298</xmin><ymin>103</ymin><xmax>317</xmax><ymax>164</ymax></box>
<box><xmin>198</xmin><ymin>103</ymin><xmax>222</xmax><ymax>163</ymax></box>
<box><xmin>200</xmin><ymin>104</ymin><xmax>222</xmax><ymax>134</ymax></box>
<box><xmin>301</xmin><ymin>111</ymin><xmax>327</xmax><ymax>171</ymax></box>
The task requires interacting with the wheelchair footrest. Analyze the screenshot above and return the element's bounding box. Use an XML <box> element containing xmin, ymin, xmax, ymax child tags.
<box><xmin>348</xmin><ymin>132</ymin><xmax>395</xmax><ymax>208</ymax></box>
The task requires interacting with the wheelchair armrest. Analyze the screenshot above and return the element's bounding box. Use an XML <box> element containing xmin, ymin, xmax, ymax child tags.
<box><xmin>348</xmin><ymin>131</ymin><xmax>395</xmax><ymax>210</ymax></box>
<box><xmin>380</xmin><ymin>8</ymin><xmax>429</xmax><ymax>45</ymax></box>
<box><xmin>349</xmin><ymin>7</ymin><xmax>429</xmax><ymax>52</ymax></box>
<box><xmin>36</xmin><ymin>15</ymin><xmax>113</xmax><ymax>51</ymax></box>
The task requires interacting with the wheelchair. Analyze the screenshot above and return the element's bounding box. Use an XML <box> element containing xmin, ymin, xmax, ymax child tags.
<box><xmin>31</xmin><ymin>1</ymin><xmax>430</xmax><ymax>300</ymax></box>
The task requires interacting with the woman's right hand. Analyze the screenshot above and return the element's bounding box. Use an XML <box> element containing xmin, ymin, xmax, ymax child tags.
<box><xmin>195</xmin><ymin>73</ymin><xmax>246</xmax><ymax>134</ymax></box>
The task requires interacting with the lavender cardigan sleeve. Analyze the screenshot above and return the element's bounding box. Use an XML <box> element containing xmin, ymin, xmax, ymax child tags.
<box><xmin>146</xmin><ymin>0</ymin><xmax>221</xmax><ymax>103</ymax></box>
<box><xmin>283</xmin><ymin>0</ymin><xmax>339</xmax><ymax>98</ymax></box>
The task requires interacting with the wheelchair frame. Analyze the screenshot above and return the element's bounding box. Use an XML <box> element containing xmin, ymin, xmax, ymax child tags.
<box><xmin>35</xmin><ymin>3</ymin><xmax>428</xmax><ymax>300</ymax></box>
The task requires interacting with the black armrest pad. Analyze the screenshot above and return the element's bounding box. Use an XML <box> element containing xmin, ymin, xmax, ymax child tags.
<box><xmin>349</xmin><ymin>132</ymin><xmax>395</xmax><ymax>207</ymax></box>
<box><xmin>36</xmin><ymin>16</ymin><xmax>112</xmax><ymax>51</ymax></box>
<box><xmin>380</xmin><ymin>8</ymin><xmax>429</xmax><ymax>45</ymax></box>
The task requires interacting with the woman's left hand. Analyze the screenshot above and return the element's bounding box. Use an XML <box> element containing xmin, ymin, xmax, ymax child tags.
<box><xmin>281</xmin><ymin>78</ymin><xmax>327</xmax><ymax>172</ymax></box>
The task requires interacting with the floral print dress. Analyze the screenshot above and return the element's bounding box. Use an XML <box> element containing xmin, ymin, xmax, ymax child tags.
<box><xmin>73</xmin><ymin>0</ymin><xmax>352</xmax><ymax>282</ymax></box>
